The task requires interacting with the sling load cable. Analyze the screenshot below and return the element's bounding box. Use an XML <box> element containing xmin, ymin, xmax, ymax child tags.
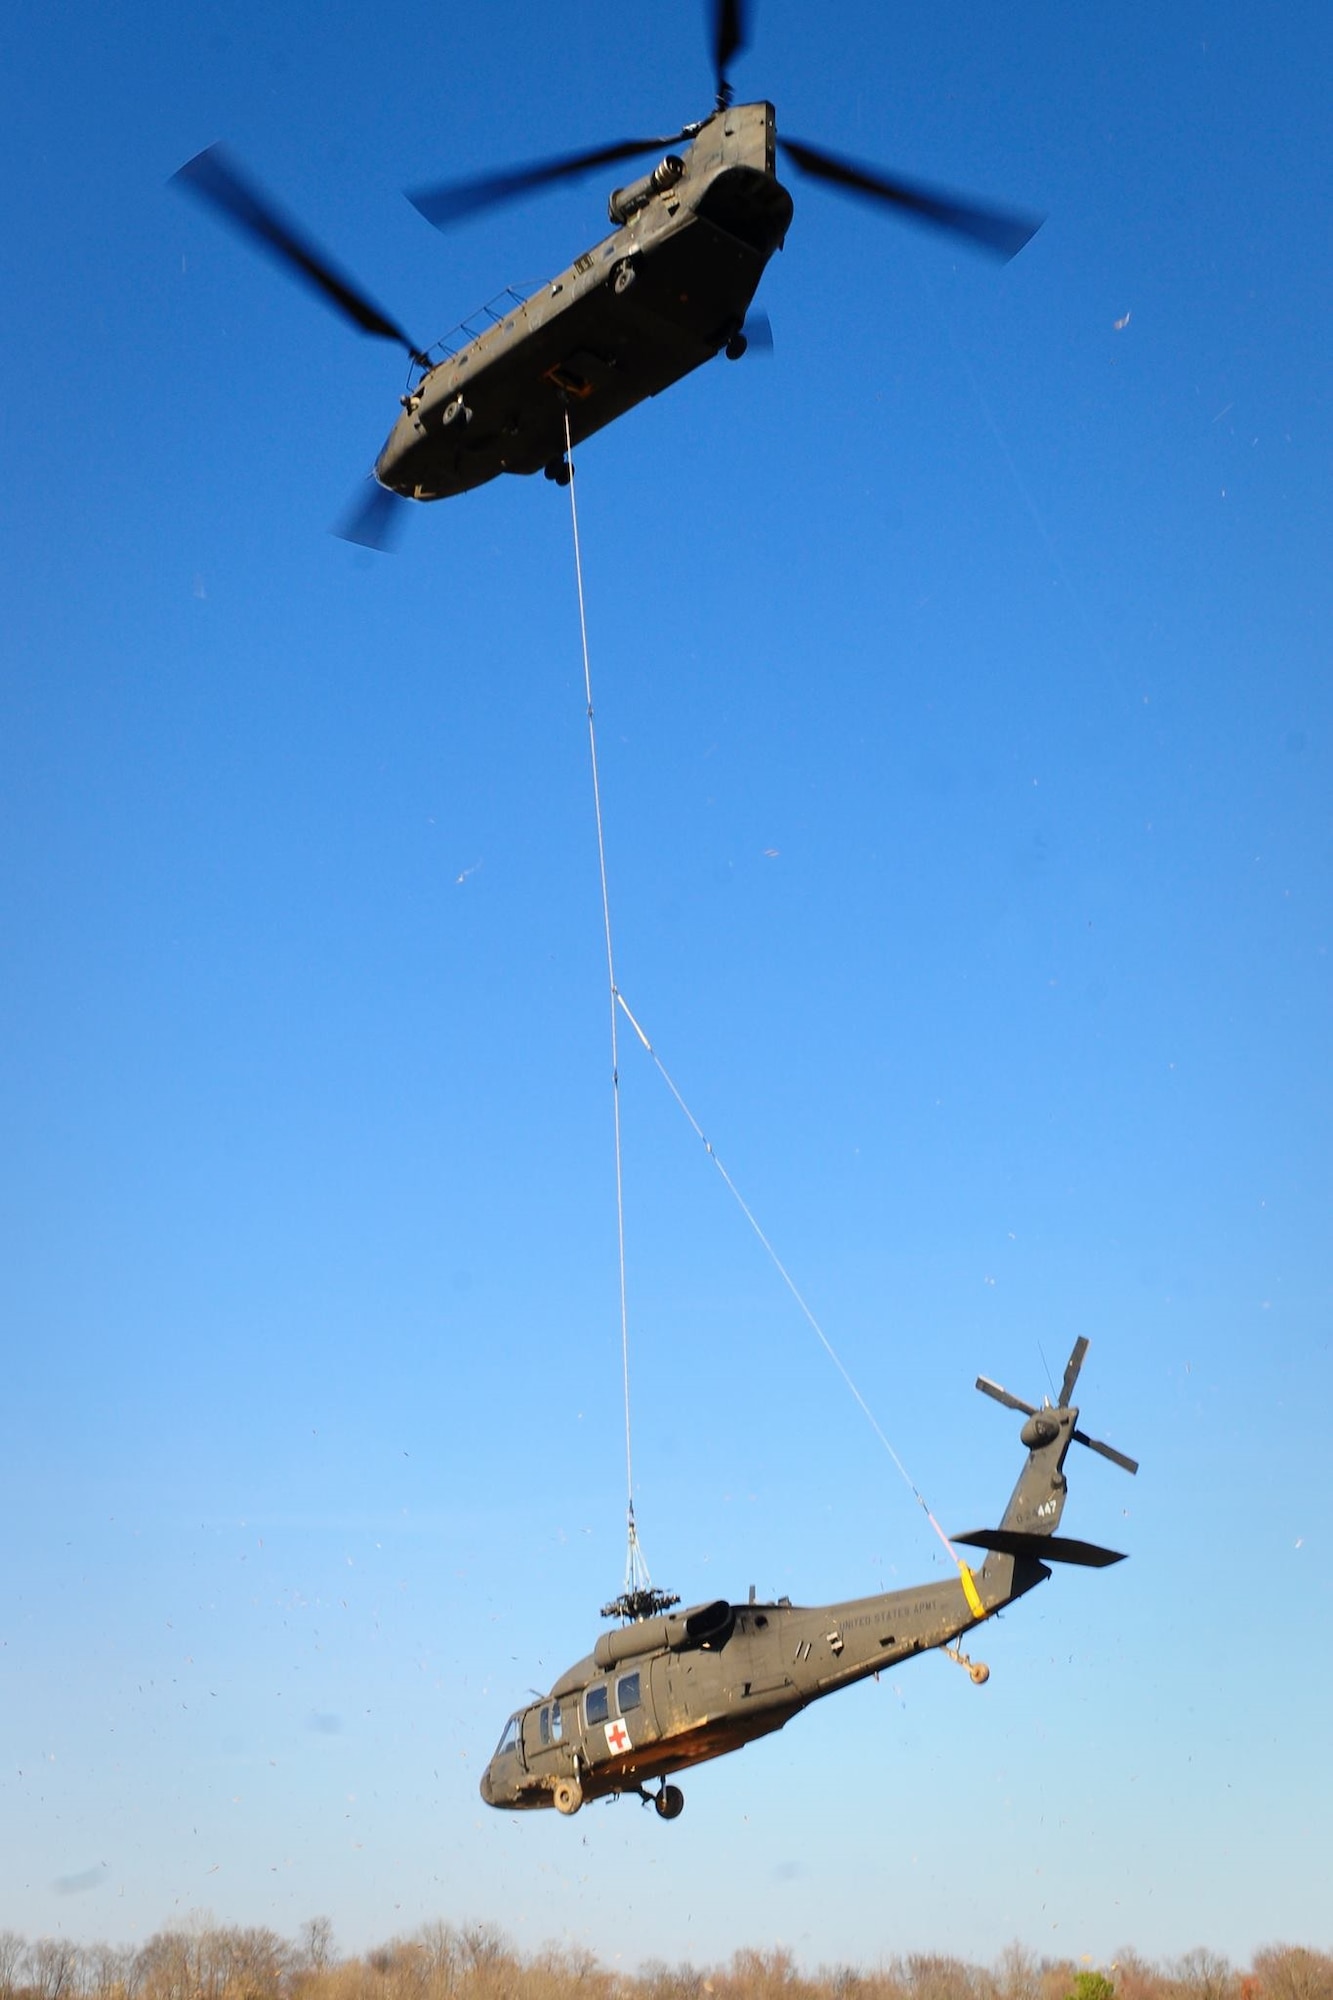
<box><xmin>560</xmin><ymin>416</ymin><xmax>981</xmax><ymax>1626</ymax></box>
<box><xmin>612</xmin><ymin>972</ymin><xmax>985</xmax><ymax>1619</ymax></box>
<box><xmin>561</xmin><ymin>409</ymin><xmax>673</xmax><ymax>1624</ymax></box>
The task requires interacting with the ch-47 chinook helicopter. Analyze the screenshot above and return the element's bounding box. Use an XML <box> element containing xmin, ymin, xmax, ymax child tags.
<box><xmin>480</xmin><ymin>1339</ymin><xmax>1136</xmax><ymax>1819</ymax></box>
<box><xmin>172</xmin><ymin>0</ymin><xmax>1041</xmax><ymax>544</ymax></box>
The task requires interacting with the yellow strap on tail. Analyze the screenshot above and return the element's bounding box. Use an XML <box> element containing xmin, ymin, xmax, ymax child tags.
<box><xmin>959</xmin><ymin>1561</ymin><xmax>985</xmax><ymax>1620</ymax></box>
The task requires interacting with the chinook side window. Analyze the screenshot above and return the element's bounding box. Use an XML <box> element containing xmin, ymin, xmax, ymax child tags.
<box><xmin>616</xmin><ymin>1671</ymin><xmax>641</xmax><ymax>1713</ymax></box>
<box><xmin>585</xmin><ymin>1683</ymin><xmax>609</xmax><ymax>1727</ymax></box>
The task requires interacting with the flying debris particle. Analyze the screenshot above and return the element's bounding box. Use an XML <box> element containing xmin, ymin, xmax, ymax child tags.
<box><xmin>455</xmin><ymin>862</ymin><xmax>482</xmax><ymax>886</ymax></box>
<box><xmin>763</xmin><ymin>848</ymin><xmax>780</xmax><ymax>859</ymax></box>
<box><xmin>1113</xmin><ymin>311</ymin><xmax>1131</xmax><ymax>330</ymax></box>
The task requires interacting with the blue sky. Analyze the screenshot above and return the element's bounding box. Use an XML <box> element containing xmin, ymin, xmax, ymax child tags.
<box><xmin>3</xmin><ymin>0</ymin><xmax>1330</xmax><ymax>1972</ymax></box>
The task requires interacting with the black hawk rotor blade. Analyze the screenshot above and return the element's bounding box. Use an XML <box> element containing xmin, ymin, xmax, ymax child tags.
<box><xmin>334</xmin><ymin>479</ymin><xmax>410</xmax><ymax>552</ymax></box>
<box><xmin>173</xmin><ymin>144</ymin><xmax>429</xmax><ymax>365</ymax></box>
<box><xmin>407</xmin><ymin>135</ymin><xmax>685</xmax><ymax>230</ymax></box>
<box><xmin>975</xmin><ymin>1376</ymin><xmax>1039</xmax><ymax>1417</ymax></box>
<box><xmin>712</xmin><ymin>0</ymin><xmax>749</xmax><ymax>105</ymax></box>
<box><xmin>778</xmin><ymin>135</ymin><xmax>1042</xmax><ymax>261</ymax></box>
<box><xmin>1072</xmin><ymin>1428</ymin><xmax>1140</xmax><ymax>1476</ymax></box>
<box><xmin>1059</xmin><ymin>1335</ymin><xmax>1091</xmax><ymax>1409</ymax></box>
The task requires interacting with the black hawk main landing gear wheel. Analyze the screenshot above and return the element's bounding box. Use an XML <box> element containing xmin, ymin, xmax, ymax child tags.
<box><xmin>552</xmin><ymin>1777</ymin><xmax>583</xmax><ymax>1815</ymax></box>
<box><xmin>654</xmin><ymin>1783</ymin><xmax>685</xmax><ymax>1820</ymax></box>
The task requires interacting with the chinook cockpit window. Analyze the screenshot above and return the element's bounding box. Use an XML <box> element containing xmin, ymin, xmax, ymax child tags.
<box><xmin>495</xmin><ymin>1715</ymin><xmax>521</xmax><ymax>1756</ymax></box>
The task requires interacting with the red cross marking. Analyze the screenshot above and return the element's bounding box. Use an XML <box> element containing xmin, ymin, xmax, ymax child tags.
<box><xmin>605</xmin><ymin>1719</ymin><xmax>631</xmax><ymax>1755</ymax></box>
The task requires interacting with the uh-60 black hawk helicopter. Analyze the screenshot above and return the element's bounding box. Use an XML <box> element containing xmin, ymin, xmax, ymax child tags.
<box><xmin>172</xmin><ymin>0</ymin><xmax>1041</xmax><ymax>545</ymax></box>
<box><xmin>481</xmin><ymin>1339</ymin><xmax>1136</xmax><ymax>1819</ymax></box>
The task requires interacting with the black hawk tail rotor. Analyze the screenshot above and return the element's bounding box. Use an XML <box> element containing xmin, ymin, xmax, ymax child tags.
<box><xmin>976</xmin><ymin>1338</ymin><xmax>1139</xmax><ymax>1474</ymax></box>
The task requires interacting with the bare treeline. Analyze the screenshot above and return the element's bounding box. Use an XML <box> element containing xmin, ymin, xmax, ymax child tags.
<box><xmin>0</xmin><ymin>1926</ymin><xmax>1329</xmax><ymax>2000</ymax></box>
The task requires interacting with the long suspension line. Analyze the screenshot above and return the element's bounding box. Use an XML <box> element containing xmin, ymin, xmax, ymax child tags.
<box><xmin>612</xmin><ymin>987</ymin><xmax>969</xmax><ymax>1580</ymax></box>
<box><xmin>561</xmin><ymin>411</ymin><xmax>667</xmax><ymax>1620</ymax></box>
<box><xmin>558</xmin><ymin>417</ymin><xmax>973</xmax><ymax>1616</ymax></box>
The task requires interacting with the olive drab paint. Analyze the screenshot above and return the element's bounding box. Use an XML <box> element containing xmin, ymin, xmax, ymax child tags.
<box><xmin>479</xmin><ymin>1340</ymin><xmax>1136</xmax><ymax>1820</ymax></box>
<box><xmin>380</xmin><ymin>103</ymin><xmax>791</xmax><ymax>500</ymax></box>
<box><xmin>170</xmin><ymin>0</ymin><xmax>1040</xmax><ymax>540</ymax></box>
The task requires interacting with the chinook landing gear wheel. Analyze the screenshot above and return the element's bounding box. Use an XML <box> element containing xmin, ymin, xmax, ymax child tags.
<box><xmin>553</xmin><ymin>1777</ymin><xmax>584</xmax><ymax>1816</ymax></box>
<box><xmin>441</xmin><ymin>393</ymin><xmax>471</xmax><ymax>427</ymax></box>
<box><xmin>544</xmin><ymin>457</ymin><xmax>572</xmax><ymax>487</ymax></box>
<box><xmin>654</xmin><ymin>1784</ymin><xmax>685</xmax><ymax>1820</ymax></box>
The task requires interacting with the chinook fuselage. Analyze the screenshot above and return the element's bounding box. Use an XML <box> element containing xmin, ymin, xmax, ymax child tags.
<box><xmin>376</xmin><ymin>102</ymin><xmax>792</xmax><ymax>501</ymax></box>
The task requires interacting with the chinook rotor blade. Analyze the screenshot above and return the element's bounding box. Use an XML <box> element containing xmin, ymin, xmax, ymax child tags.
<box><xmin>777</xmin><ymin>136</ymin><xmax>1042</xmax><ymax>261</ymax></box>
<box><xmin>712</xmin><ymin>0</ymin><xmax>749</xmax><ymax>105</ymax></box>
<box><xmin>1072</xmin><ymin>1428</ymin><xmax>1140</xmax><ymax>1476</ymax></box>
<box><xmin>742</xmin><ymin>306</ymin><xmax>773</xmax><ymax>352</ymax></box>
<box><xmin>334</xmin><ymin>478</ymin><xmax>409</xmax><ymax>552</ymax></box>
<box><xmin>172</xmin><ymin>145</ymin><xmax>429</xmax><ymax>364</ymax></box>
<box><xmin>407</xmin><ymin>134</ymin><xmax>687</xmax><ymax>230</ymax></box>
<box><xmin>976</xmin><ymin>1375</ymin><xmax>1038</xmax><ymax>1417</ymax></box>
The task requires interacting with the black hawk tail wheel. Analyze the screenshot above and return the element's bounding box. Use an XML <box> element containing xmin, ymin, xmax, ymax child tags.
<box><xmin>553</xmin><ymin>1777</ymin><xmax>584</xmax><ymax>1816</ymax></box>
<box><xmin>544</xmin><ymin>457</ymin><xmax>572</xmax><ymax>486</ymax></box>
<box><xmin>654</xmin><ymin>1783</ymin><xmax>685</xmax><ymax>1820</ymax></box>
<box><xmin>724</xmin><ymin>332</ymin><xmax>748</xmax><ymax>360</ymax></box>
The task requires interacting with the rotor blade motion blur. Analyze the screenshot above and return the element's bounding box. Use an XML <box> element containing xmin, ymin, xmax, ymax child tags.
<box><xmin>407</xmin><ymin>136</ymin><xmax>686</xmax><ymax>230</ymax></box>
<box><xmin>712</xmin><ymin>0</ymin><xmax>749</xmax><ymax>104</ymax></box>
<box><xmin>778</xmin><ymin>136</ymin><xmax>1042</xmax><ymax>260</ymax></box>
<box><xmin>741</xmin><ymin>306</ymin><xmax>773</xmax><ymax>353</ymax></box>
<box><xmin>172</xmin><ymin>145</ymin><xmax>430</xmax><ymax>364</ymax></box>
<box><xmin>334</xmin><ymin>480</ymin><xmax>410</xmax><ymax>552</ymax></box>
